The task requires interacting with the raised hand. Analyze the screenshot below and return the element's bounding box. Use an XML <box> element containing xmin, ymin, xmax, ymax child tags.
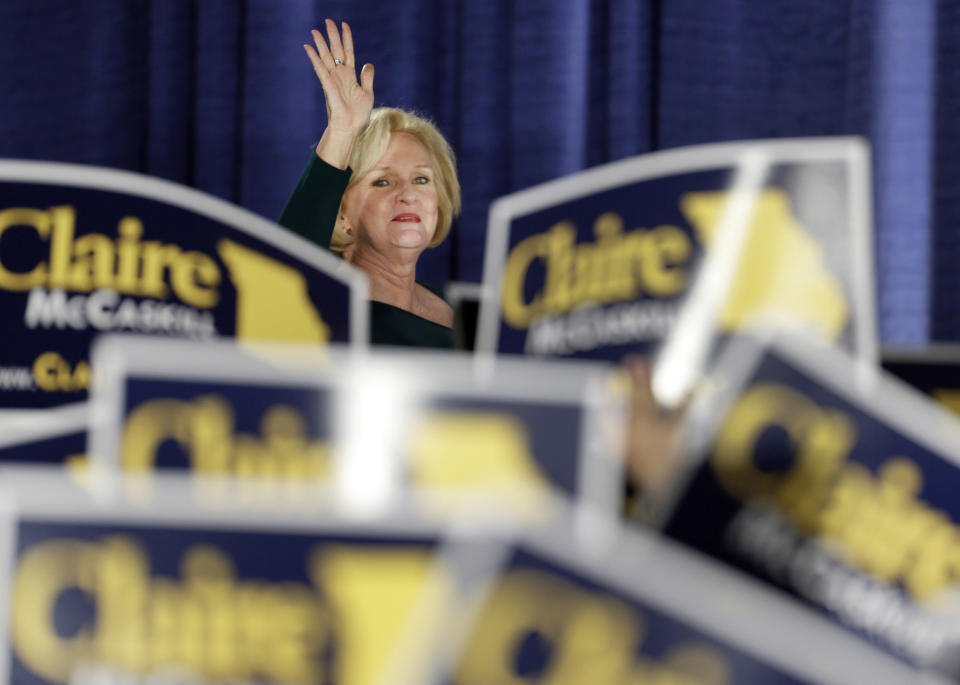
<box><xmin>303</xmin><ymin>19</ymin><xmax>375</xmax><ymax>168</ymax></box>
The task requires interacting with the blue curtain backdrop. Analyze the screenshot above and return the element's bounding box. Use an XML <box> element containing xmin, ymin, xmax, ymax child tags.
<box><xmin>0</xmin><ymin>0</ymin><xmax>949</xmax><ymax>345</ymax></box>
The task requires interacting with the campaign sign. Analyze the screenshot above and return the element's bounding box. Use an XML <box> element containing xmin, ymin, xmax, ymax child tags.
<box><xmin>0</xmin><ymin>472</ymin><xmax>498</xmax><ymax>685</ymax></box>
<box><xmin>883</xmin><ymin>345</ymin><xmax>960</xmax><ymax>418</ymax></box>
<box><xmin>339</xmin><ymin>350</ymin><xmax>626</xmax><ymax>517</ymax></box>
<box><xmin>436</xmin><ymin>507</ymin><xmax>927</xmax><ymax>685</ymax></box>
<box><xmin>476</xmin><ymin>138</ymin><xmax>875</xmax><ymax>363</ymax></box>
<box><xmin>90</xmin><ymin>337</ymin><xmax>627</xmax><ymax>519</ymax></box>
<box><xmin>659</xmin><ymin>333</ymin><xmax>960</xmax><ymax>676</ymax></box>
<box><xmin>89</xmin><ymin>336</ymin><xmax>335</xmax><ymax>480</ymax></box>
<box><xmin>0</xmin><ymin>161</ymin><xmax>368</xmax><ymax>410</ymax></box>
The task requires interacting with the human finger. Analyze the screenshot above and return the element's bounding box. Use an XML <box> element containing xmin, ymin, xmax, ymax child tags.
<box><xmin>310</xmin><ymin>28</ymin><xmax>336</xmax><ymax>71</ymax></box>
<box><xmin>624</xmin><ymin>356</ymin><xmax>657</xmax><ymax>416</ymax></box>
<box><xmin>360</xmin><ymin>62</ymin><xmax>375</xmax><ymax>95</ymax></box>
<box><xmin>303</xmin><ymin>44</ymin><xmax>327</xmax><ymax>82</ymax></box>
<box><xmin>325</xmin><ymin>18</ymin><xmax>346</xmax><ymax>62</ymax></box>
<box><xmin>304</xmin><ymin>45</ymin><xmax>343</xmax><ymax>109</ymax></box>
<box><xmin>341</xmin><ymin>21</ymin><xmax>356</xmax><ymax>67</ymax></box>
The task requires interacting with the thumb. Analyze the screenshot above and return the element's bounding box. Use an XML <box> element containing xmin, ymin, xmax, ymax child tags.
<box><xmin>360</xmin><ymin>62</ymin><xmax>375</xmax><ymax>94</ymax></box>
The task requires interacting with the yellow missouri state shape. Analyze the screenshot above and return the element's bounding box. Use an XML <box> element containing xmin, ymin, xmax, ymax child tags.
<box><xmin>680</xmin><ymin>188</ymin><xmax>848</xmax><ymax>340</ymax></box>
<box><xmin>309</xmin><ymin>546</ymin><xmax>452</xmax><ymax>685</ymax></box>
<box><xmin>411</xmin><ymin>412</ymin><xmax>548</xmax><ymax>482</ymax></box>
<box><xmin>217</xmin><ymin>239</ymin><xmax>330</xmax><ymax>344</ymax></box>
<box><xmin>408</xmin><ymin>411</ymin><xmax>552</xmax><ymax>519</ymax></box>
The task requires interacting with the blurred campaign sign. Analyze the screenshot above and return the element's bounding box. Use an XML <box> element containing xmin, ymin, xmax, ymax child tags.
<box><xmin>0</xmin><ymin>160</ymin><xmax>369</xmax><ymax>411</ymax></box>
<box><xmin>89</xmin><ymin>337</ymin><xmax>627</xmax><ymax>521</ymax></box>
<box><xmin>0</xmin><ymin>471</ymin><xmax>503</xmax><ymax>685</ymax></box>
<box><xmin>657</xmin><ymin>332</ymin><xmax>960</xmax><ymax>677</ymax></box>
<box><xmin>476</xmin><ymin>138</ymin><xmax>875</xmax><ymax>366</ymax></box>
<box><xmin>89</xmin><ymin>336</ymin><xmax>335</xmax><ymax>481</ymax></box>
<box><xmin>434</xmin><ymin>505</ymin><xmax>929</xmax><ymax>685</ymax></box>
<box><xmin>334</xmin><ymin>349</ymin><xmax>627</xmax><ymax>522</ymax></box>
<box><xmin>883</xmin><ymin>345</ymin><xmax>960</xmax><ymax>418</ymax></box>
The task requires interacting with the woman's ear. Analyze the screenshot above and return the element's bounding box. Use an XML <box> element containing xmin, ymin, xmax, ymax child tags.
<box><xmin>339</xmin><ymin>212</ymin><xmax>354</xmax><ymax>236</ymax></box>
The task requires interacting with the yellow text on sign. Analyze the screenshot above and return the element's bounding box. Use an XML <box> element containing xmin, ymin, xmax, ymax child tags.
<box><xmin>121</xmin><ymin>397</ymin><xmax>551</xmax><ymax>496</ymax></box>
<box><xmin>711</xmin><ymin>382</ymin><xmax>960</xmax><ymax>601</ymax></box>
<box><xmin>11</xmin><ymin>536</ymin><xmax>449</xmax><ymax>685</ymax></box>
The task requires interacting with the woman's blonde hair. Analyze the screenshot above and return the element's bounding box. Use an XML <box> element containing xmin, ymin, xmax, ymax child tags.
<box><xmin>331</xmin><ymin>107</ymin><xmax>461</xmax><ymax>253</ymax></box>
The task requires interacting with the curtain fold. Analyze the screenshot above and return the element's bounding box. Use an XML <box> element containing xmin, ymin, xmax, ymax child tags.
<box><xmin>145</xmin><ymin>0</ymin><xmax>194</xmax><ymax>183</ymax></box>
<box><xmin>194</xmin><ymin>0</ymin><xmax>244</xmax><ymax>201</ymax></box>
<box><xmin>869</xmin><ymin>0</ymin><xmax>935</xmax><ymax>345</ymax></box>
<box><xmin>0</xmin><ymin>0</ymin><xmax>953</xmax><ymax>343</ymax></box>
<box><xmin>932</xmin><ymin>0</ymin><xmax>960</xmax><ymax>342</ymax></box>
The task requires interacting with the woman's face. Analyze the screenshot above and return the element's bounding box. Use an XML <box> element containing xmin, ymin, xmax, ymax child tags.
<box><xmin>343</xmin><ymin>132</ymin><xmax>439</xmax><ymax>255</ymax></box>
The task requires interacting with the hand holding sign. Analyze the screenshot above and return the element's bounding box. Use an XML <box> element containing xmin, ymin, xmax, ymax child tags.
<box><xmin>623</xmin><ymin>357</ymin><xmax>688</xmax><ymax>498</ymax></box>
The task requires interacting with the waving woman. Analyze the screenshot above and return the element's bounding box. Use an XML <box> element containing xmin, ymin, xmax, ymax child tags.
<box><xmin>279</xmin><ymin>20</ymin><xmax>461</xmax><ymax>348</ymax></box>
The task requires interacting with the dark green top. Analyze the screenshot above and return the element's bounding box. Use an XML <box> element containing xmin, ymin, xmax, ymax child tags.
<box><xmin>278</xmin><ymin>153</ymin><xmax>453</xmax><ymax>349</ymax></box>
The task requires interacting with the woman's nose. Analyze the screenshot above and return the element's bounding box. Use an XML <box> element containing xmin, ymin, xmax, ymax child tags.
<box><xmin>396</xmin><ymin>182</ymin><xmax>416</xmax><ymax>203</ymax></box>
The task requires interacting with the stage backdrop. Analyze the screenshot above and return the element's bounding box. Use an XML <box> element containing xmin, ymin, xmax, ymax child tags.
<box><xmin>0</xmin><ymin>0</ymin><xmax>950</xmax><ymax>344</ymax></box>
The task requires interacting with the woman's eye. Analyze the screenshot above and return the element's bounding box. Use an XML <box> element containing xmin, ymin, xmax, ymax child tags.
<box><xmin>371</xmin><ymin>178</ymin><xmax>389</xmax><ymax>187</ymax></box>
<box><xmin>413</xmin><ymin>176</ymin><xmax>430</xmax><ymax>185</ymax></box>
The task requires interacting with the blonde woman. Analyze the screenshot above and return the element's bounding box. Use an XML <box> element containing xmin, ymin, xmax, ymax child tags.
<box><xmin>280</xmin><ymin>19</ymin><xmax>461</xmax><ymax>348</ymax></box>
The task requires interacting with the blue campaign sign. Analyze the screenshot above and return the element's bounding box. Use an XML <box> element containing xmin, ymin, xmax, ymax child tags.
<box><xmin>660</xmin><ymin>333</ymin><xmax>960</xmax><ymax>676</ymax></box>
<box><xmin>334</xmin><ymin>350</ymin><xmax>626</xmax><ymax>520</ymax></box>
<box><xmin>0</xmin><ymin>161</ymin><xmax>368</xmax><ymax>410</ymax></box>
<box><xmin>89</xmin><ymin>335</ymin><xmax>337</xmax><ymax>479</ymax></box>
<box><xmin>89</xmin><ymin>337</ymin><xmax>627</xmax><ymax>520</ymax></box>
<box><xmin>0</xmin><ymin>474</ymin><xmax>478</xmax><ymax>685</ymax></box>
<box><xmin>475</xmin><ymin>139</ymin><xmax>875</xmax><ymax>364</ymax></box>
<box><xmin>117</xmin><ymin>376</ymin><xmax>333</xmax><ymax>477</ymax></box>
<box><xmin>439</xmin><ymin>508</ymin><xmax>925</xmax><ymax>685</ymax></box>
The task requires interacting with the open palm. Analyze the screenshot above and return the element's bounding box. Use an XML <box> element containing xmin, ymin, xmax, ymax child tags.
<box><xmin>303</xmin><ymin>19</ymin><xmax>375</xmax><ymax>136</ymax></box>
